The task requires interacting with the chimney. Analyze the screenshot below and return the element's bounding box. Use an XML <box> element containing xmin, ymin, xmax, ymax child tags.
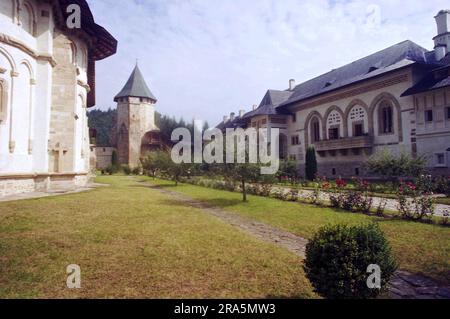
<box><xmin>435</xmin><ymin>45</ymin><xmax>447</xmax><ymax>61</ymax></box>
<box><xmin>239</xmin><ymin>109</ymin><xmax>245</xmax><ymax>117</ymax></box>
<box><xmin>434</xmin><ymin>10</ymin><xmax>450</xmax><ymax>56</ymax></box>
<box><xmin>252</xmin><ymin>104</ymin><xmax>258</xmax><ymax>111</ymax></box>
<box><xmin>289</xmin><ymin>79</ymin><xmax>296</xmax><ymax>91</ymax></box>
<box><xmin>230</xmin><ymin>112</ymin><xmax>235</xmax><ymax>121</ymax></box>
<box><xmin>223</xmin><ymin>115</ymin><xmax>228</xmax><ymax>123</ymax></box>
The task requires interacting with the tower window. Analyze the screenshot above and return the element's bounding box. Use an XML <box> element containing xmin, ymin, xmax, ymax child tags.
<box><xmin>292</xmin><ymin>113</ymin><xmax>297</xmax><ymax>123</ymax></box>
<box><xmin>355</xmin><ymin>167</ymin><xmax>360</xmax><ymax>176</ymax></box>
<box><xmin>445</xmin><ymin>107</ymin><xmax>450</xmax><ymax>120</ymax></box>
<box><xmin>332</xmin><ymin>168</ymin><xmax>336</xmax><ymax>175</ymax></box>
<box><xmin>291</xmin><ymin>135</ymin><xmax>300</xmax><ymax>145</ymax></box>
<box><xmin>425</xmin><ymin>110</ymin><xmax>433</xmax><ymax>122</ymax></box>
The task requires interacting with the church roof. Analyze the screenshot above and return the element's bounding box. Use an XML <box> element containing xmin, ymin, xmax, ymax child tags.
<box><xmin>56</xmin><ymin>0</ymin><xmax>117</xmax><ymax>60</ymax></box>
<box><xmin>114</xmin><ymin>65</ymin><xmax>157</xmax><ymax>102</ymax></box>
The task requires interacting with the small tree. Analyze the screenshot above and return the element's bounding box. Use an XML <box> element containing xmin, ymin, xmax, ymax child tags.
<box><xmin>220</xmin><ymin>162</ymin><xmax>261</xmax><ymax>202</ymax></box>
<box><xmin>111</xmin><ymin>150</ymin><xmax>119</xmax><ymax>169</ymax></box>
<box><xmin>278</xmin><ymin>159</ymin><xmax>300</xmax><ymax>184</ymax></box>
<box><xmin>141</xmin><ymin>151</ymin><xmax>167</xmax><ymax>178</ymax></box>
<box><xmin>304</xmin><ymin>223</ymin><xmax>397</xmax><ymax>299</ymax></box>
<box><xmin>305</xmin><ymin>145</ymin><xmax>318</xmax><ymax>181</ymax></box>
<box><xmin>366</xmin><ymin>149</ymin><xmax>427</xmax><ymax>182</ymax></box>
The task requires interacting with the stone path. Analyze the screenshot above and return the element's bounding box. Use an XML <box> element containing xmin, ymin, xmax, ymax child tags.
<box><xmin>141</xmin><ymin>181</ymin><xmax>450</xmax><ymax>299</ymax></box>
<box><xmin>0</xmin><ymin>183</ymin><xmax>107</xmax><ymax>202</ymax></box>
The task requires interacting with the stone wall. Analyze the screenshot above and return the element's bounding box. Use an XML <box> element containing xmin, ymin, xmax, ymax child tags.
<box><xmin>95</xmin><ymin>146</ymin><xmax>115</xmax><ymax>169</ymax></box>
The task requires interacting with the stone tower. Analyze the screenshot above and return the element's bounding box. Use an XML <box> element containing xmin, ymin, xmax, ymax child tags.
<box><xmin>114</xmin><ymin>65</ymin><xmax>158</xmax><ymax>167</ymax></box>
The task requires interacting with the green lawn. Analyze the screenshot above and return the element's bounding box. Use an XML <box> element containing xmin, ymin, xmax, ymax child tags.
<box><xmin>143</xmin><ymin>177</ymin><xmax>450</xmax><ymax>284</ymax></box>
<box><xmin>0</xmin><ymin>176</ymin><xmax>316</xmax><ymax>298</ymax></box>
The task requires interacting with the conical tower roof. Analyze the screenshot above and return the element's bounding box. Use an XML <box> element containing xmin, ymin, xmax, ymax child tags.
<box><xmin>114</xmin><ymin>65</ymin><xmax>157</xmax><ymax>102</ymax></box>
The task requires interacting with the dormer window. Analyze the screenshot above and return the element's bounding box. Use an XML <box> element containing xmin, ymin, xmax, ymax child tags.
<box><xmin>368</xmin><ymin>66</ymin><xmax>378</xmax><ymax>73</ymax></box>
<box><xmin>324</xmin><ymin>82</ymin><xmax>332</xmax><ymax>88</ymax></box>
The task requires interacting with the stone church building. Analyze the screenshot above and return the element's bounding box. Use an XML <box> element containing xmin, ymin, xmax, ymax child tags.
<box><xmin>0</xmin><ymin>0</ymin><xmax>117</xmax><ymax>196</ymax></box>
<box><xmin>218</xmin><ymin>10</ymin><xmax>450</xmax><ymax>178</ymax></box>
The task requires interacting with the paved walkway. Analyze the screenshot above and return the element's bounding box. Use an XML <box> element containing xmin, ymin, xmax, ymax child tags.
<box><xmin>142</xmin><ymin>180</ymin><xmax>450</xmax><ymax>299</ymax></box>
<box><xmin>0</xmin><ymin>183</ymin><xmax>107</xmax><ymax>202</ymax></box>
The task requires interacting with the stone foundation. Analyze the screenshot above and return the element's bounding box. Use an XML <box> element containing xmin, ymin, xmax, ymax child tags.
<box><xmin>0</xmin><ymin>173</ymin><xmax>89</xmax><ymax>197</ymax></box>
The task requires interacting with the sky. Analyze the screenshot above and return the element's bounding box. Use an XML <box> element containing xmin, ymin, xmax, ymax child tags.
<box><xmin>87</xmin><ymin>0</ymin><xmax>449</xmax><ymax>126</ymax></box>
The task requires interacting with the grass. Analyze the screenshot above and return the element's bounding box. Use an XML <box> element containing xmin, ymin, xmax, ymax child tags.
<box><xmin>0</xmin><ymin>176</ymin><xmax>316</xmax><ymax>298</ymax></box>
<box><xmin>143</xmin><ymin>177</ymin><xmax>450</xmax><ymax>284</ymax></box>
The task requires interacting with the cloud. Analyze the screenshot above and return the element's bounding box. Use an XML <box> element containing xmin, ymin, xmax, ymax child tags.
<box><xmin>87</xmin><ymin>0</ymin><xmax>449</xmax><ymax>126</ymax></box>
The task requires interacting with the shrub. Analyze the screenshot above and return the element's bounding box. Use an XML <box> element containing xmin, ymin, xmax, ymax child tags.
<box><xmin>304</xmin><ymin>223</ymin><xmax>397</xmax><ymax>299</ymax></box>
<box><xmin>132</xmin><ymin>167</ymin><xmax>141</xmax><ymax>175</ymax></box>
<box><xmin>305</xmin><ymin>146</ymin><xmax>318</xmax><ymax>181</ymax></box>
<box><xmin>105</xmin><ymin>164</ymin><xmax>119</xmax><ymax>175</ymax></box>
<box><xmin>375</xmin><ymin>199</ymin><xmax>387</xmax><ymax>217</ymax></box>
<box><xmin>121</xmin><ymin>165</ymin><xmax>132</xmax><ymax>175</ymax></box>
<box><xmin>366</xmin><ymin>150</ymin><xmax>427</xmax><ymax>182</ymax></box>
<box><xmin>287</xmin><ymin>188</ymin><xmax>299</xmax><ymax>202</ymax></box>
<box><xmin>441</xmin><ymin>209</ymin><xmax>449</xmax><ymax>226</ymax></box>
<box><xmin>433</xmin><ymin>176</ymin><xmax>450</xmax><ymax>196</ymax></box>
<box><xmin>397</xmin><ymin>182</ymin><xmax>435</xmax><ymax>221</ymax></box>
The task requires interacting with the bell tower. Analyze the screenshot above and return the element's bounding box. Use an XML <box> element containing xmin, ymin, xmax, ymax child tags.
<box><xmin>114</xmin><ymin>64</ymin><xmax>158</xmax><ymax>167</ymax></box>
<box><xmin>433</xmin><ymin>10</ymin><xmax>450</xmax><ymax>60</ymax></box>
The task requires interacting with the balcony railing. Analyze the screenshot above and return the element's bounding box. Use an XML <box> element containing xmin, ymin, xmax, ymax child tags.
<box><xmin>313</xmin><ymin>135</ymin><xmax>374</xmax><ymax>152</ymax></box>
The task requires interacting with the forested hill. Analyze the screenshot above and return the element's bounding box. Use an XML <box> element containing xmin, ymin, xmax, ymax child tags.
<box><xmin>87</xmin><ymin>109</ymin><xmax>209</xmax><ymax>147</ymax></box>
<box><xmin>87</xmin><ymin>108</ymin><xmax>117</xmax><ymax>146</ymax></box>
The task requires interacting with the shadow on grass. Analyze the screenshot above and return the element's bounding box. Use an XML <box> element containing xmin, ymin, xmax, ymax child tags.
<box><xmin>154</xmin><ymin>197</ymin><xmax>243</xmax><ymax>210</ymax></box>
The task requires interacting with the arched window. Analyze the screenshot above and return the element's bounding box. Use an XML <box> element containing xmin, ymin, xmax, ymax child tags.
<box><xmin>379</xmin><ymin>101</ymin><xmax>393</xmax><ymax>134</ymax></box>
<box><xmin>310</xmin><ymin>117</ymin><xmax>321</xmax><ymax>142</ymax></box>
<box><xmin>348</xmin><ymin>105</ymin><xmax>367</xmax><ymax>137</ymax></box>
<box><xmin>70</xmin><ymin>42</ymin><xmax>77</xmax><ymax>65</ymax></box>
<box><xmin>327</xmin><ymin>110</ymin><xmax>341</xmax><ymax>140</ymax></box>
<box><xmin>20</xmin><ymin>2</ymin><xmax>35</xmax><ymax>35</ymax></box>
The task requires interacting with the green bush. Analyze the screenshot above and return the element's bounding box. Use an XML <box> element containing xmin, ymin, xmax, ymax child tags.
<box><xmin>304</xmin><ymin>223</ymin><xmax>397</xmax><ymax>299</ymax></box>
<box><xmin>105</xmin><ymin>164</ymin><xmax>119</xmax><ymax>175</ymax></box>
<box><xmin>121</xmin><ymin>165</ymin><xmax>132</xmax><ymax>175</ymax></box>
<box><xmin>131</xmin><ymin>167</ymin><xmax>141</xmax><ymax>175</ymax></box>
<box><xmin>305</xmin><ymin>145</ymin><xmax>318</xmax><ymax>181</ymax></box>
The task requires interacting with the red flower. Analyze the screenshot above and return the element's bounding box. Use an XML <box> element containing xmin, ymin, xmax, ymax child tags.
<box><xmin>336</xmin><ymin>179</ymin><xmax>347</xmax><ymax>188</ymax></box>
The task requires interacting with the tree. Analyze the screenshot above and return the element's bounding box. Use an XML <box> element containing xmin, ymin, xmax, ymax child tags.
<box><xmin>111</xmin><ymin>150</ymin><xmax>119</xmax><ymax>168</ymax></box>
<box><xmin>87</xmin><ymin>108</ymin><xmax>117</xmax><ymax>146</ymax></box>
<box><xmin>305</xmin><ymin>145</ymin><xmax>318</xmax><ymax>181</ymax></box>
<box><xmin>141</xmin><ymin>151</ymin><xmax>168</xmax><ymax>178</ymax></box>
<box><xmin>278</xmin><ymin>159</ymin><xmax>300</xmax><ymax>184</ymax></box>
<box><xmin>365</xmin><ymin>149</ymin><xmax>427</xmax><ymax>181</ymax></box>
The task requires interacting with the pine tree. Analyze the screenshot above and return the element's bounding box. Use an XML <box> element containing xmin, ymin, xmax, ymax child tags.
<box><xmin>305</xmin><ymin>145</ymin><xmax>318</xmax><ymax>181</ymax></box>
